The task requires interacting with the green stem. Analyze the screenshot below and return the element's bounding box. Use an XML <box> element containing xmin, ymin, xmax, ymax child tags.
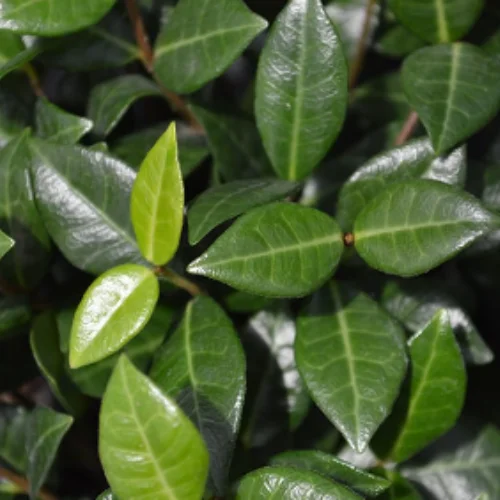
<box><xmin>156</xmin><ymin>267</ymin><xmax>204</xmax><ymax>297</ymax></box>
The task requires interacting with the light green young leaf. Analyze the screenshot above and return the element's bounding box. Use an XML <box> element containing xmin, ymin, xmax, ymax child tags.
<box><xmin>0</xmin><ymin>0</ymin><xmax>116</xmax><ymax>36</ymax></box>
<box><xmin>255</xmin><ymin>0</ymin><xmax>348</xmax><ymax>180</ymax></box>
<box><xmin>131</xmin><ymin>123</ymin><xmax>184</xmax><ymax>267</ymax></box>
<box><xmin>0</xmin><ymin>230</ymin><xmax>14</xmax><ymax>262</ymax></box>
<box><xmin>30</xmin><ymin>312</ymin><xmax>87</xmax><ymax>415</ymax></box>
<box><xmin>188</xmin><ymin>179</ymin><xmax>299</xmax><ymax>245</ymax></box>
<box><xmin>87</xmin><ymin>75</ymin><xmax>161</xmax><ymax>137</ymax></box>
<box><xmin>402</xmin><ymin>43</ymin><xmax>500</xmax><ymax>154</ymax></box>
<box><xmin>372</xmin><ymin>311</ymin><xmax>466</xmax><ymax>463</ymax></box>
<box><xmin>336</xmin><ymin>138</ymin><xmax>466</xmax><ymax>231</ymax></box>
<box><xmin>100</xmin><ymin>355</ymin><xmax>209</xmax><ymax>500</ymax></box>
<box><xmin>69</xmin><ymin>264</ymin><xmax>159</xmax><ymax>369</ymax></box>
<box><xmin>237</xmin><ymin>466</ymin><xmax>362</xmax><ymax>499</ymax></box>
<box><xmin>30</xmin><ymin>139</ymin><xmax>143</xmax><ymax>275</ymax></box>
<box><xmin>153</xmin><ymin>0</ymin><xmax>267</xmax><ymax>94</ymax></box>
<box><xmin>188</xmin><ymin>203</ymin><xmax>344</xmax><ymax>298</ymax></box>
<box><xmin>35</xmin><ymin>98</ymin><xmax>93</xmax><ymax>144</ymax></box>
<box><xmin>296</xmin><ymin>282</ymin><xmax>407</xmax><ymax>452</ymax></box>
<box><xmin>270</xmin><ymin>450</ymin><xmax>390</xmax><ymax>497</ymax></box>
<box><xmin>354</xmin><ymin>180</ymin><xmax>500</xmax><ymax>277</ymax></box>
<box><xmin>389</xmin><ymin>0</ymin><xmax>484</xmax><ymax>43</ymax></box>
<box><xmin>150</xmin><ymin>296</ymin><xmax>245</xmax><ymax>496</ymax></box>
<box><xmin>26</xmin><ymin>407</ymin><xmax>73</xmax><ymax>500</ymax></box>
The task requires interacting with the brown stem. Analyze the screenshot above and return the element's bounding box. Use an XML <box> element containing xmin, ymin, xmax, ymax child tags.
<box><xmin>0</xmin><ymin>466</ymin><xmax>57</xmax><ymax>500</ymax></box>
<box><xmin>23</xmin><ymin>63</ymin><xmax>45</xmax><ymax>98</ymax></box>
<box><xmin>394</xmin><ymin>110</ymin><xmax>420</xmax><ymax>145</ymax></box>
<box><xmin>349</xmin><ymin>0</ymin><xmax>377</xmax><ymax>89</ymax></box>
<box><xmin>124</xmin><ymin>0</ymin><xmax>202</xmax><ymax>131</ymax></box>
<box><xmin>156</xmin><ymin>268</ymin><xmax>204</xmax><ymax>297</ymax></box>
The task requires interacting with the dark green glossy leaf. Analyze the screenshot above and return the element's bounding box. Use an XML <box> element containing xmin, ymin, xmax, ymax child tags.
<box><xmin>30</xmin><ymin>139</ymin><xmax>143</xmax><ymax>275</ymax></box>
<box><xmin>376</xmin><ymin>25</ymin><xmax>426</xmax><ymax>58</ymax></box>
<box><xmin>26</xmin><ymin>407</ymin><xmax>73</xmax><ymax>499</ymax></box>
<box><xmin>188</xmin><ymin>179</ymin><xmax>299</xmax><ymax>245</ymax></box>
<box><xmin>373</xmin><ymin>311</ymin><xmax>466</xmax><ymax>463</ymax></box>
<box><xmin>270</xmin><ymin>450</ymin><xmax>390</xmax><ymax>497</ymax></box>
<box><xmin>377</xmin><ymin>470</ymin><xmax>422</xmax><ymax>500</ymax></box>
<box><xmin>65</xmin><ymin>306</ymin><xmax>172</xmax><ymax>398</ymax></box>
<box><xmin>224</xmin><ymin>291</ymin><xmax>275</xmax><ymax>314</ymax></box>
<box><xmin>131</xmin><ymin>123</ymin><xmax>184</xmax><ymax>266</ymax></box>
<box><xmin>188</xmin><ymin>203</ymin><xmax>344</xmax><ymax>298</ymax></box>
<box><xmin>70</xmin><ymin>264</ymin><xmax>159</xmax><ymax>369</ymax></box>
<box><xmin>0</xmin><ymin>405</ymin><xmax>28</xmax><ymax>472</ymax></box>
<box><xmin>354</xmin><ymin>180</ymin><xmax>499</xmax><ymax>277</ymax></box>
<box><xmin>100</xmin><ymin>355</ymin><xmax>209</xmax><ymax>500</ymax></box>
<box><xmin>153</xmin><ymin>0</ymin><xmax>267</xmax><ymax>94</ymax></box>
<box><xmin>296</xmin><ymin>282</ymin><xmax>407</xmax><ymax>452</ymax></box>
<box><xmin>35</xmin><ymin>98</ymin><xmax>92</xmax><ymax>144</ymax></box>
<box><xmin>150</xmin><ymin>296</ymin><xmax>245</xmax><ymax>496</ymax></box>
<box><xmin>30</xmin><ymin>312</ymin><xmax>87</xmax><ymax>415</ymax></box>
<box><xmin>0</xmin><ymin>296</ymin><xmax>30</xmax><ymax>339</ymax></box>
<box><xmin>402</xmin><ymin>43</ymin><xmax>500</xmax><ymax>154</ymax></box>
<box><xmin>191</xmin><ymin>106</ymin><xmax>272</xmax><ymax>181</ymax></box>
<box><xmin>337</xmin><ymin>139</ymin><xmax>466</xmax><ymax>231</ymax></box>
<box><xmin>0</xmin><ymin>132</ymin><xmax>51</xmax><ymax>289</ymax></box>
<box><xmin>87</xmin><ymin>75</ymin><xmax>161</xmax><ymax>137</ymax></box>
<box><xmin>237</xmin><ymin>466</ymin><xmax>362</xmax><ymax>499</ymax></box>
<box><xmin>382</xmin><ymin>280</ymin><xmax>493</xmax><ymax>365</ymax></box>
<box><xmin>403</xmin><ymin>424</ymin><xmax>500</xmax><ymax>498</ymax></box>
<box><xmin>96</xmin><ymin>490</ymin><xmax>117</xmax><ymax>500</ymax></box>
<box><xmin>389</xmin><ymin>0</ymin><xmax>484</xmax><ymax>43</ymax></box>
<box><xmin>0</xmin><ymin>0</ymin><xmax>116</xmax><ymax>36</ymax></box>
<box><xmin>255</xmin><ymin>0</ymin><xmax>348</xmax><ymax>180</ymax></box>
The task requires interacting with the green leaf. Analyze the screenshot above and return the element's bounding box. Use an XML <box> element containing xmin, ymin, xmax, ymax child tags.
<box><xmin>296</xmin><ymin>282</ymin><xmax>407</xmax><ymax>452</ymax></box>
<box><xmin>270</xmin><ymin>450</ymin><xmax>390</xmax><ymax>497</ymax></box>
<box><xmin>0</xmin><ymin>405</ymin><xmax>29</xmax><ymax>472</ymax></box>
<box><xmin>402</xmin><ymin>43</ymin><xmax>500</xmax><ymax>154</ymax></box>
<box><xmin>87</xmin><ymin>75</ymin><xmax>161</xmax><ymax>137</ymax></box>
<box><xmin>389</xmin><ymin>0</ymin><xmax>484</xmax><ymax>43</ymax></box>
<box><xmin>30</xmin><ymin>139</ymin><xmax>143</xmax><ymax>275</ymax></box>
<box><xmin>26</xmin><ymin>407</ymin><xmax>73</xmax><ymax>500</ymax></box>
<box><xmin>96</xmin><ymin>490</ymin><xmax>117</xmax><ymax>500</ymax></box>
<box><xmin>30</xmin><ymin>312</ymin><xmax>87</xmax><ymax>415</ymax></box>
<box><xmin>0</xmin><ymin>230</ymin><xmax>14</xmax><ymax>262</ymax></box>
<box><xmin>372</xmin><ymin>311</ymin><xmax>466</xmax><ymax>463</ymax></box>
<box><xmin>376</xmin><ymin>25</ymin><xmax>426</xmax><ymax>59</ymax></box>
<box><xmin>0</xmin><ymin>0</ymin><xmax>117</xmax><ymax>36</ymax></box>
<box><xmin>153</xmin><ymin>0</ymin><xmax>267</xmax><ymax>94</ymax></box>
<box><xmin>255</xmin><ymin>0</ymin><xmax>348</xmax><ymax>180</ymax></box>
<box><xmin>353</xmin><ymin>180</ymin><xmax>499</xmax><ymax>277</ymax></box>
<box><xmin>131</xmin><ymin>123</ymin><xmax>184</xmax><ymax>267</ymax></box>
<box><xmin>237</xmin><ymin>466</ymin><xmax>362</xmax><ymax>499</ymax></box>
<box><xmin>382</xmin><ymin>280</ymin><xmax>493</xmax><ymax>365</ymax></box>
<box><xmin>0</xmin><ymin>296</ymin><xmax>31</xmax><ymax>339</ymax></box>
<box><xmin>35</xmin><ymin>98</ymin><xmax>93</xmax><ymax>144</ymax></box>
<box><xmin>224</xmin><ymin>290</ymin><xmax>275</xmax><ymax>314</ymax></box>
<box><xmin>336</xmin><ymin>139</ymin><xmax>466</xmax><ymax>231</ymax></box>
<box><xmin>376</xmin><ymin>470</ymin><xmax>422</xmax><ymax>500</ymax></box>
<box><xmin>0</xmin><ymin>43</ymin><xmax>43</xmax><ymax>81</ymax></box>
<box><xmin>149</xmin><ymin>296</ymin><xmax>245</xmax><ymax>496</ymax></box>
<box><xmin>0</xmin><ymin>132</ymin><xmax>51</xmax><ymax>289</ymax></box>
<box><xmin>188</xmin><ymin>203</ymin><xmax>344</xmax><ymax>298</ymax></box>
<box><xmin>188</xmin><ymin>179</ymin><xmax>299</xmax><ymax>245</ymax></box>
<box><xmin>67</xmin><ymin>306</ymin><xmax>172</xmax><ymax>398</ymax></box>
<box><xmin>0</xmin><ymin>31</ymin><xmax>23</xmax><ymax>65</ymax></box>
<box><xmin>403</xmin><ymin>424</ymin><xmax>500</xmax><ymax>498</ymax></box>
<box><xmin>191</xmin><ymin>106</ymin><xmax>272</xmax><ymax>181</ymax></box>
<box><xmin>99</xmin><ymin>355</ymin><xmax>209</xmax><ymax>500</ymax></box>
<box><xmin>69</xmin><ymin>264</ymin><xmax>159</xmax><ymax>369</ymax></box>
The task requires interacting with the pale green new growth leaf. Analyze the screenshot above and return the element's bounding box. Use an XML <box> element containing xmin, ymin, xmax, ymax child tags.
<box><xmin>237</xmin><ymin>466</ymin><xmax>362</xmax><ymax>499</ymax></box>
<box><xmin>26</xmin><ymin>407</ymin><xmax>73</xmax><ymax>500</ymax></box>
<box><xmin>188</xmin><ymin>179</ymin><xmax>299</xmax><ymax>245</ymax></box>
<box><xmin>373</xmin><ymin>311</ymin><xmax>466</xmax><ymax>463</ymax></box>
<box><xmin>403</xmin><ymin>43</ymin><xmax>500</xmax><ymax>154</ymax></box>
<box><xmin>188</xmin><ymin>203</ymin><xmax>344</xmax><ymax>298</ymax></box>
<box><xmin>87</xmin><ymin>75</ymin><xmax>161</xmax><ymax>137</ymax></box>
<box><xmin>296</xmin><ymin>282</ymin><xmax>407</xmax><ymax>452</ymax></box>
<box><xmin>100</xmin><ymin>355</ymin><xmax>209</xmax><ymax>500</ymax></box>
<box><xmin>389</xmin><ymin>0</ymin><xmax>484</xmax><ymax>43</ymax></box>
<box><xmin>354</xmin><ymin>180</ymin><xmax>499</xmax><ymax>277</ymax></box>
<box><xmin>150</xmin><ymin>296</ymin><xmax>245</xmax><ymax>496</ymax></box>
<box><xmin>0</xmin><ymin>0</ymin><xmax>116</xmax><ymax>36</ymax></box>
<box><xmin>70</xmin><ymin>264</ymin><xmax>159</xmax><ymax>369</ymax></box>
<box><xmin>0</xmin><ymin>230</ymin><xmax>14</xmax><ymax>261</ymax></box>
<box><xmin>35</xmin><ymin>98</ymin><xmax>93</xmax><ymax>144</ymax></box>
<box><xmin>131</xmin><ymin>123</ymin><xmax>184</xmax><ymax>266</ymax></box>
<box><xmin>270</xmin><ymin>450</ymin><xmax>390</xmax><ymax>497</ymax></box>
<box><xmin>154</xmin><ymin>0</ymin><xmax>267</xmax><ymax>94</ymax></box>
<box><xmin>255</xmin><ymin>0</ymin><xmax>348</xmax><ymax>180</ymax></box>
